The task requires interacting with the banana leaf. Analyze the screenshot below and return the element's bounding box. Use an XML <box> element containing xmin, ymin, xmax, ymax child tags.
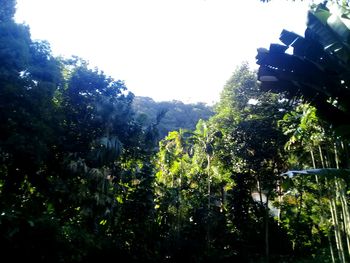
<box><xmin>256</xmin><ymin>2</ymin><xmax>350</xmax><ymax>138</ymax></box>
<box><xmin>282</xmin><ymin>168</ymin><xmax>350</xmax><ymax>184</ymax></box>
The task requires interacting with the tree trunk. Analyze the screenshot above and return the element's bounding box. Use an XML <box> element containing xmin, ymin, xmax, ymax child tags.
<box><xmin>265</xmin><ymin>195</ymin><xmax>269</xmax><ymax>263</ymax></box>
<box><xmin>319</xmin><ymin>145</ymin><xmax>325</xmax><ymax>168</ymax></box>
<box><xmin>337</xmin><ymin>179</ymin><xmax>350</xmax><ymax>259</ymax></box>
<box><xmin>310</xmin><ymin>149</ymin><xmax>316</xmax><ymax>169</ymax></box>
<box><xmin>206</xmin><ymin>154</ymin><xmax>211</xmax><ymax>252</ymax></box>
<box><xmin>330</xmin><ymin>194</ymin><xmax>346</xmax><ymax>263</ymax></box>
<box><xmin>328</xmin><ymin>228</ymin><xmax>336</xmax><ymax>263</ymax></box>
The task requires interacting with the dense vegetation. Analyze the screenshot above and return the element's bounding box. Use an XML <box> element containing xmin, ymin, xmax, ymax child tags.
<box><xmin>132</xmin><ymin>96</ymin><xmax>214</xmax><ymax>140</ymax></box>
<box><xmin>1</xmin><ymin>0</ymin><xmax>350</xmax><ymax>262</ymax></box>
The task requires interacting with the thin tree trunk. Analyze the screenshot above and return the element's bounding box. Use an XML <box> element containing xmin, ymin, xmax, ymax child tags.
<box><xmin>257</xmin><ymin>178</ymin><xmax>263</xmax><ymax>206</ymax></box>
<box><xmin>340</xmin><ymin>141</ymin><xmax>350</xmax><ymax>168</ymax></box>
<box><xmin>221</xmin><ymin>184</ymin><xmax>226</xmax><ymax>213</ymax></box>
<box><xmin>330</xmin><ymin>194</ymin><xmax>346</xmax><ymax>263</ymax></box>
<box><xmin>329</xmin><ymin>197</ymin><xmax>341</xmax><ymax>262</ymax></box>
<box><xmin>277</xmin><ymin>181</ymin><xmax>282</xmax><ymax>226</ymax></box>
<box><xmin>340</xmin><ymin>191</ymin><xmax>350</xmax><ymax>259</ymax></box>
<box><xmin>265</xmin><ymin>195</ymin><xmax>269</xmax><ymax>263</ymax></box>
<box><xmin>207</xmin><ymin>154</ymin><xmax>211</xmax><ymax>210</ymax></box>
<box><xmin>337</xmin><ymin>179</ymin><xmax>350</xmax><ymax>259</ymax></box>
<box><xmin>206</xmin><ymin>154</ymin><xmax>211</xmax><ymax>251</ymax></box>
<box><xmin>256</xmin><ymin>177</ymin><xmax>269</xmax><ymax>261</ymax></box>
<box><xmin>315</xmin><ymin>147</ymin><xmax>335</xmax><ymax>261</ymax></box>
<box><xmin>295</xmin><ymin>185</ymin><xmax>303</xmax><ymax>251</ymax></box>
<box><xmin>334</xmin><ymin>143</ymin><xmax>340</xmax><ymax>169</ymax></box>
<box><xmin>319</xmin><ymin>145</ymin><xmax>325</xmax><ymax>168</ymax></box>
<box><xmin>326</xmin><ymin>149</ymin><xmax>332</xmax><ymax>168</ymax></box>
<box><xmin>328</xmin><ymin>228</ymin><xmax>336</xmax><ymax>263</ymax></box>
<box><xmin>334</xmin><ymin>142</ymin><xmax>350</xmax><ymax>260</ymax></box>
<box><xmin>310</xmin><ymin>149</ymin><xmax>316</xmax><ymax>169</ymax></box>
<box><xmin>322</xmin><ymin>149</ymin><xmax>339</xmax><ymax>262</ymax></box>
<box><xmin>176</xmin><ymin>165</ymin><xmax>183</xmax><ymax>242</ymax></box>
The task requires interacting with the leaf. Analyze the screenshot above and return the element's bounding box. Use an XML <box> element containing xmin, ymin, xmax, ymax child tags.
<box><xmin>116</xmin><ymin>195</ymin><xmax>123</xmax><ymax>204</ymax></box>
<box><xmin>308</xmin><ymin>4</ymin><xmax>350</xmax><ymax>63</ymax></box>
<box><xmin>279</xmin><ymin>29</ymin><xmax>300</xmax><ymax>46</ymax></box>
<box><xmin>99</xmin><ymin>219</ymin><xmax>107</xmax><ymax>225</ymax></box>
<box><xmin>269</xmin><ymin>43</ymin><xmax>289</xmax><ymax>54</ymax></box>
<box><xmin>312</xmin><ymin>4</ymin><xmax>331</xmax><ymax>25</ymax></box>
<box><xmin>281</xmin><ymin>177</ymin><xmax>294</xmax><ymax>191</ymax></box>
<box><xmin>257</xmin><ymin>2</ymin><xmax>350</xmax><ymax>138</ymax></box>
<box><xmin>282</xmin><ymin>168</ymin><xmax>350</xmax><ymax>183</ymax></box>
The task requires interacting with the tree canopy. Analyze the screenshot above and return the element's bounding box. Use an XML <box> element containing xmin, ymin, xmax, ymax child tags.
<box><xmin>1</xmin><ymin>1</ymin><xmax>350</xmax><ymax>262</ymax></box>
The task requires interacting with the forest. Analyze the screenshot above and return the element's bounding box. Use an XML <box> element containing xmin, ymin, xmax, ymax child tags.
<box><xmin>1</xmin><ymin>0</ymin><xmax>350</xmax><ymax>262</ymax></box>
<box><xmin>132</xmin><ymin>96</ymin><xmax>213</xmax><ymax>140</ymax></box>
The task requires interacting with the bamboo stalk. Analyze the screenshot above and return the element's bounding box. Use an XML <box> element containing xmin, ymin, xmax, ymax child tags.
<box><xmin>338</xmin><ymin>179</ymin><xmax>350</xmax><ymax>259</ymax></box>
<box><xmin>328</xmin><ymin>228</ymin><xmax>336</xmax><ymax>263</ymax></box>
<box><xmin>329</xmin><ymin>197</ymin><xmax>342</xmax><ymax>262</ymax></box>
<box><xmin>331</xmin><ymin>194</ymin><xmax>346</xmax><ymax>263</ymax></box>
<box><xmin>334</xmin><ymin>141</ymin><xmax>349</xmax><ymax>260</ymax></box>
<box><xmin>334</xmin><ymin>143</ymin><xmax>340</xmax><ymax>169</ymax></box>
<box><xmin>315</xmin><ymin>147</ymin><xmax>337</xmax><ymax>262</ymax></box>
<box><xmin>310</xmin><ymin>149</ymin><xmax>316</xmax><ymax>169</ymax></box>
<box><xmin>319</xmin><ymin>145</ymin><xmax>325</xmax><ymax>168</ymax></box>
<box><xmin>340</xmin><ymin>141</ymin><xmax>350</xmax><ymax>169</ymax></box>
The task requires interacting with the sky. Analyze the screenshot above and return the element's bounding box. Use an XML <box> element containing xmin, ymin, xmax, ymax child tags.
<box><xmin>15</xmin><ymin>0</ymin><xmax>311</xmax><ymax>105</ymax></box>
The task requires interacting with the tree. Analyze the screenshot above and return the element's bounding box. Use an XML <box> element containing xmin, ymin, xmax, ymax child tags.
<box><xmin>210</xmin><ymin>63</ymin><xmax>292</xmax><ymax>261</ymax></box>
<box><xmin>55</xmin><ymin>60</ymin><xmax>161</xmax><ymax>261</ymax></box>
<box><xmin>0</xmin><ymin>4</ymin><xmax>161</xmax><ymax>260</ymax></box>
<box><xmin>256</xmin><ymin>1</ymin><xmax>350</xmax><ymax>139</ymax></box>
<box><xmin>256</xmin><ymin>3</ymin><xmax>350</xmax><ymax>260</ymax></box>
<box><xmin>132</xmin><ymin>96</ymin><xmax>214</xmax><ymax>141</ymax></box>
<box><xmin>0</xmin><ymin>0</ymin><xmax>16</xmax><ymax>23</ymax></box>
<box><xmin>276</xmin><ymin>101</ymin><xmax>350</xmax><ymax>262</ymax></box>
<box><xmin>0</xmin><ymin>5</ymin><xmax>67</xmax><ymax>261</ymax></box>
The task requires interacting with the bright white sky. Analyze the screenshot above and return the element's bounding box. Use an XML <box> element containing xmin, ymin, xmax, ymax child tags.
<box><xmin>15</xmin><ymin>0</ymin><xmax>310</xmax><ymax>105</ymax></box>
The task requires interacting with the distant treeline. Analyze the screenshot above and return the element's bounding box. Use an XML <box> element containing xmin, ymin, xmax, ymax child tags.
<box><xmin>132</xmin><ymin>96</ymin><xmax>214</xmax><ymax>140</ymax></box>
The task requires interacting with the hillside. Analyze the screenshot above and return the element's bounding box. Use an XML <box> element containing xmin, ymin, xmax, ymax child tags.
<box><xmin>132</xmin><ymin>96</ymin><xmax>214</xmax><ymax>140</ymax></box>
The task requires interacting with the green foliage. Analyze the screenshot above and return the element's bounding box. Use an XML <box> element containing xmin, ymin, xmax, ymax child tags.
<box><xmin>132</xmin><ymin>96</ymin><xmax>214</xmax><ymax>140</ymax></box>
<box><xmin>0</xmin><ymin>6</ymin><xmax>161</xmax><ymax>261</ymax></box>
<box><xmin>279</xmin><ymin>169</ymin><xmax>350</xmax><ymax>262</ymax></box>
<box><xmin>152</xmin><ymin>63</ymin><xmax>296</xmax><ymax>261</ymax></box>
<box><xmin>256</xmin><ymin>4</ymin><xmax>350</xmax><ymax>259</ymax></box>
<box><xmin>2</xmin><ymin>1</ymin><xmax>350</xmax><ymax>262</ymax></box>
<box><xmin>213</xmin><ymin>63</ymin><xmax>293</xmax><ymax>260</ymax></box>
<box><xmin>0</xmin><ymin>0</ymin><xmax>16</xmax><ymax>23</ymax></box>
<box><xmin>256</xmin><ymin>1</ymin><xmax>350</xmax><ymax>139</ymax></box>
